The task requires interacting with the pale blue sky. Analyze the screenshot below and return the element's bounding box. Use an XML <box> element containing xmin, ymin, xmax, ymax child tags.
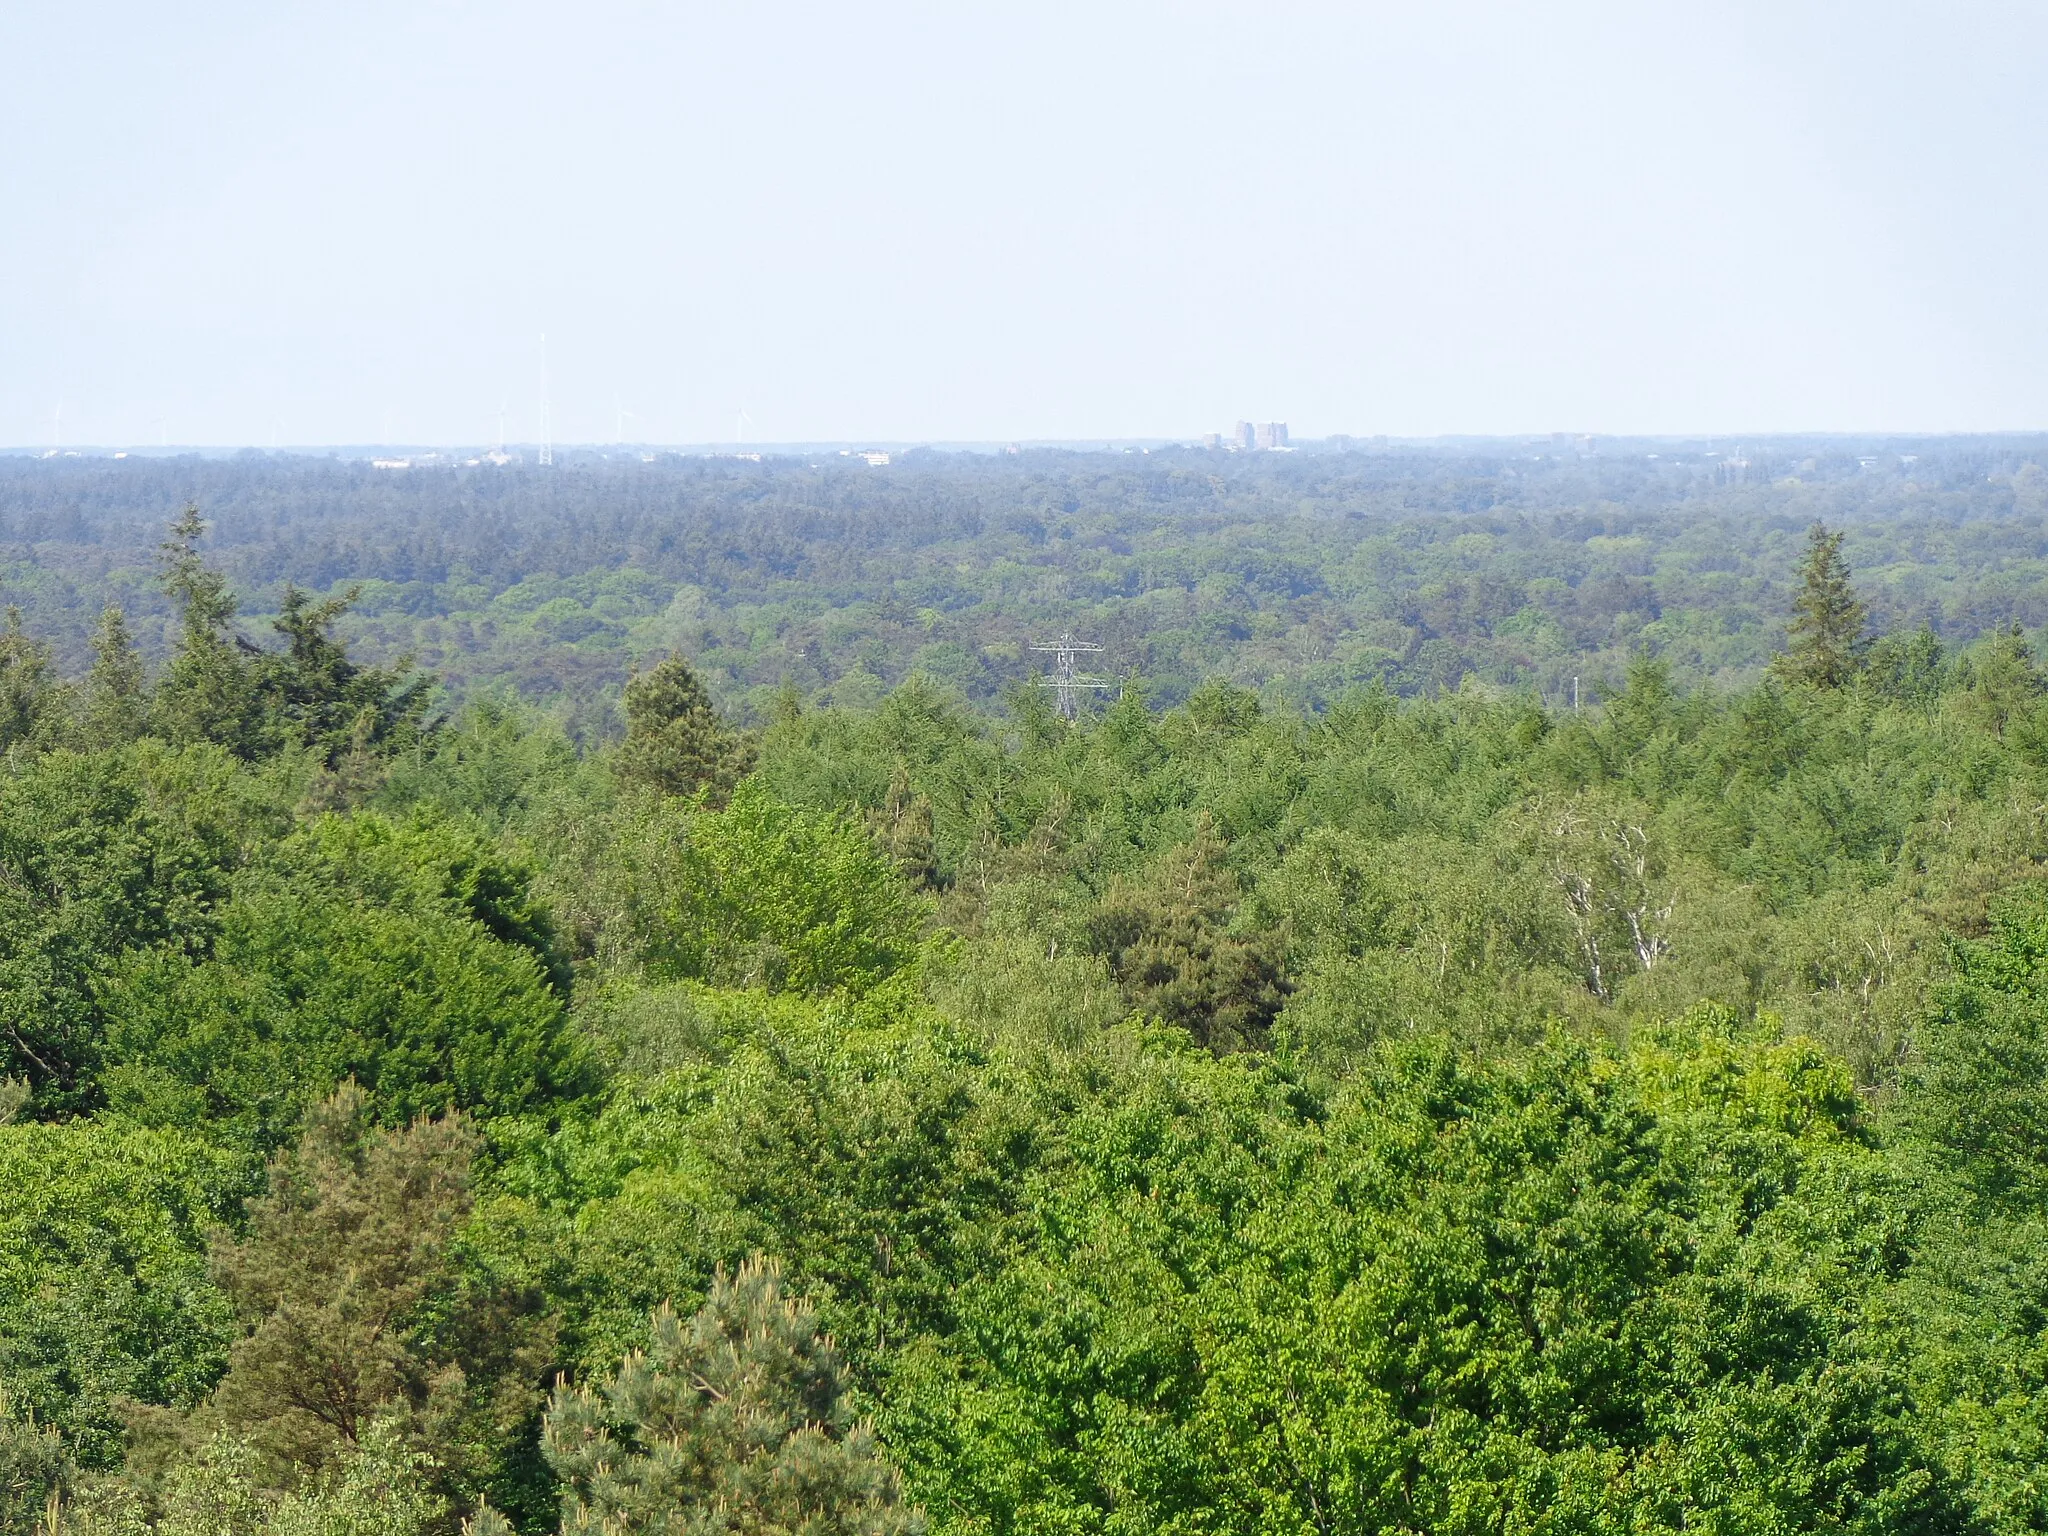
<box><xmin>3</xmin><ymin>1</ymin><xmax>2044</xmax><ymax>446</ymax></box>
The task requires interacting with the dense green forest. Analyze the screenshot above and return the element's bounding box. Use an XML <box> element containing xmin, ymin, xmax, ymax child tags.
<box><xmin>7</xmin><ymin>474</ymin><xmax>2048</xmax><ymax>1532</ymax></box>
<box><xmin>5</xmin><ymin>441</ymin><xmax>2048</xmax><ymax>729</ymax></box>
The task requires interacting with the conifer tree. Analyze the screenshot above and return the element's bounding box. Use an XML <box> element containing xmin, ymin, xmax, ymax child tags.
<box><xmin>1971</xmin><ymin>618</ymin><xmax>2043</xmax><ymax>715</ymax></box>
<box><xmin>614</xmin><ymin>653</ymin><xmax>756</xmax><ymax>804</ymax></box>
<box><xmin>1088</xmin><ymin>819</ymin><xmax>1288</xmax><ymax>1052</ymax></box>
<box><xmin>262</xmin><ymin>583</ymin><xmax>431</xmax><ymax>774</ymax></box>
<box><xmin>151</xmin><ymin>506</ymin><xmax>265</xmax><ymax>755</ymax></box>
<box><xmin>541</xmin><ymin>1255</ymin><xmax>920</xmax><ymax>1536</ymax></box>
<box><xmin>0</xmin><ymin>1388</ymin><xmax>70</xmax><ymax>1536</ymax></box>
<box><xmin>1778</xmin><ymin>522</ymin><xmax>1866</xmax><ymax>689</ymax></box>
<box><xmin>209</xmin><ymin>1085</ymin><xmax>477</xmax><ymax>1468</ymax></box>
<box><xmin>0</xmin><ymin>608</ymin><xmax>59</xmax><ymax>754</ymax></box>
<box><xmin>865</xmin><ymin>764</ymin><xmax>940</xmax><ymax>890</ymax></box>
<box><xmin>206</xmin><ymin>1084</ymin><xmax>551</xmax><ymax>1507</ymax></box>
<box><xmin>1863</xmin><ymin>622</ymin><xmax>1948</xmax><ymax>704</ymax></box>
<box><xmin>80</xmin><ymin>604</ymin><xmax>148</xmax><ymax>747</ymax></box>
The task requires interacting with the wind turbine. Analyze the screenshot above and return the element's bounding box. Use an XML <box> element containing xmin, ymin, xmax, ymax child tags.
<box><xmin>735</xmin><ymin>407</ymin><xmax>754</xmax><ymax>447</ymax></box>
<box><xmin>615</xmin><ymin>395</ymin><xmax>643</xmax><ymax>445</ymax></box>
<box><xmin>538</xmin><ymin>334</ymin><xmax>553</xmax><ymax>466</ymax></box>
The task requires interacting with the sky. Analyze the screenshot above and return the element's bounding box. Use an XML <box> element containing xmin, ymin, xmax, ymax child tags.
<box><xmin>2</xmin><ymin>0</ymin><xmax>2044</xmax><ymax>447</ymax></box>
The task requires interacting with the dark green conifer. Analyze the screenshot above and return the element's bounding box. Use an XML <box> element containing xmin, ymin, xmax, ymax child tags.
<box><xmin>1778</xmin><ymin>522</ymin><xmax>1866</xmax><ymax>689</ymax></box>
<box><xmin>866</xmin><ymin>763</ymin><xmax>940</xmax><ymax>890</ymax></box>
<box><xmin>151</xmin><ymin>505</ymin><xmax>266</xmax><ymax>756</ymax></box>
<box><xmin>80</xmin><ymin>604</ymin><xmax>148</xmax><ymax>747</ymax></box>
<box><xmin>614</xmin><ymin>653</ymin><xmax>756</xmax><ymax>804</ymax></box>
<box><xmin>263</xmin><ymin>583</ymin><xmax>431</xmax><ymax>774</ymax></box>
<box><xmin>1088</xmin><ymin>819</ymin><xmax>1288</xmax><ymax>1052</ymax></box>
<box><xmin>207</xmin><ymin>1085</ymin><xmax>551</xmax><ymax>1508</ymax></box>
<box><xmin>0</xmin><ymin>608</ymin><xmax>59</xmax><ymax>754</ymax></box>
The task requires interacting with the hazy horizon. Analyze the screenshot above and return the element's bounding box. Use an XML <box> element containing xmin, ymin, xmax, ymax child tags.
<box><xmin>6</xmin><ymin>1</ymin><xmax>2046</xmax><ymax>448</ymax></box>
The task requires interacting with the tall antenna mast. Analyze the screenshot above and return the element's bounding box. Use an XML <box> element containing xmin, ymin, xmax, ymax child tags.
<box><xmin>538</xmin><ymin>333</ymin><xmax>553</xmax><ymax>467</ymax></box>
<box><xmin>1028</xmin><ymin>633</ymin><xmax>1110</xmax><ymax>721</ymax></box>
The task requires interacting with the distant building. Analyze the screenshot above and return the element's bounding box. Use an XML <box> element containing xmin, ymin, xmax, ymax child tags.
<box><xmin>1254</xmin><ymin>422</ymin><xmax>1289</xmax><ymax>450</ymax></box>
<box><xmin>1233</xmin><ymin>421</ymin><xmax>1255</xmax><ymax>451</ymax></box>
<box><xmin>1202</xmin><ymin>432</ymin><xmax>1222</xmax><ymax>449</ymax></box>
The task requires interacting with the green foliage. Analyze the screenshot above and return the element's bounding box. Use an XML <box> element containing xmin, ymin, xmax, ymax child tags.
<box><xmin>0</xmin><ymin>742</ymin><xmax>278</xmax><ymax>1112</ymax></box>
<box><xmin>599</xmin><ymin>781</ymin><xmax>925</xmax><ymax>996</ymax></box>
<box><xmin>1779</xmin><ymin>522</ymin><xmax>1868</xmax><ymax>689</ymax></box>
<box><xmin>1905</xmin><ymin>881</ymin><xmax>2048</xmax><ymax>1200</ymax></box>
<box><xmin>263</xmin><ymin>584</ymin><xmax>432</xmax><ymax>771</ymax></box>
<box><xmin>128</xmin><ymin>508</ymin><xmax>432</xmax><ymax>783</ymax></box>
<box><xmin>0</xmin><ymin>1388</ymin><xmax>71</xmax><ymax>1536</ymax></box>
<box><xmin>1959</xmin><ymin>622</ymin><xmax>2047</xmax><ymax>741</ymax></box>
<box><xmin>887</xmin><ymin>1028</ymin><xmax>1965</xmax><ymax>1536</ymax></box>
<box><xmin>105</xmin><ymin>1421</ymin><xmax>447</xmax><ymax>1536</ymax></box>
<box><xmin>152</xmin><ymin>505</ymin><xmax>268</xmax><ymax>758</ymax></box>
<box><xmin>376</xmin><ymin>696</ymin><xmax>588</xmax><ymax>830</ymax></box>
<box><xmin>615</xmin><ymin>653</ymin><xmax>755</xmax><ymax>804</ymax></box>
<box><xmin>542</xmin><ymin>1255</ymin><xmax>919</xmax><ymax>1535</ymax></box>
<box><xmin>1865</xmin><ymin>623</ymin><xmax>1950</xmax><ymax>707</ymax></box>
<box><xmin>0</xmin><ymin>608</ymin><xmax>62</xmax><ymax>756</ymax></box>
<box><xmin>0</xmin><ymin>1120</ymin><xmax>246</xmax><ymax>1465</ymax></box>
<box><xmin>99</xmin><ymin>815</ymin><xmax>590</xmax><ymax>1147</ymax></box>
<box><xmin>206</xmin><ymin>1085</ymin><xmax>549</xmax><ymax>1512</ymax></box>
<box><xmin>1087</xmin><ymin>823</ymin><xmax>1287</xmax><ymax>1051</ymax></box>
<box><xmin>6</xmin><ymin>480</ymin><xmax>2048</xmax><ymax>1530</ymax></box>
<box><xmin>866</xmin><ymin>765</ymin><xmax>941</xmax><ymax>891</ymax></box>
<box><xmin>16</xmin><ymin>446</ymin><xmax>2048</xmax><ymax>712</ymax></box>
<box><xmin>79</xmin><ymin>606</ymin><xmax>146</xmax><ymax>749</ymax></box>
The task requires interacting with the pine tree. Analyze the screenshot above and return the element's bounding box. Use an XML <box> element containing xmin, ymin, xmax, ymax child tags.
<box><xmin>541</xmin><ymin>1255</ymin><xmax>920</xmax><ymax>1535</ymax></box>
<box><xmin>614</xmin><ymin>653</ymin><xmax>756</xmax><ymax>804</ymax></box>
<box><xmin>209</xmin><ymin>1085</ymin><xmax>476</xmax><ymax>1469</ymax></box>
<box><xmin>80</xmin><ymin>604</ymin><xmax>148</xmax><ymax>747</ymax></box>
<box><xmin>1778</xmin><ymin>522</ymin><xmax>1867</xmax><ymax>689</ymax></box>
<box><xmin>0</xmin><ymin>1388</ymin><xmax>70</xmax><ymax>1536</ymax></box>
<box><xmin>205</xmin><ymin>1084</ymin><xmax>551</xmax><ymax>1508</ymax></box>
<box><xmin>1087</xmin><ymin>819</ymin><xmax>1289</xmax><ymax>1052</ymax></box>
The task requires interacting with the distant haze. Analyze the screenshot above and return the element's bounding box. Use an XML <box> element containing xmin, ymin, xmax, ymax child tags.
<box><xmin>3</xmin><ymin>1</ymin><xmax>2044</xmax><ymax>447</ymax></box>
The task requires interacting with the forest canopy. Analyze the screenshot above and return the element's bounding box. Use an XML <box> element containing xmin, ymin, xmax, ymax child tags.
<box><xmin>4</xmin><ymin>471</ymin><xmax>2048</xmax><ymax>1533</ymax></box>
<box><xmin>5</xmin><ymin>439</ymin><xmax>2048</xmax><ymax>728</ymax></box>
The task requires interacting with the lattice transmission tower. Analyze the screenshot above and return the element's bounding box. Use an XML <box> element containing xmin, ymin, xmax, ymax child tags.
<box><xmin>1029</xmin><ymin>633</ymin><xmax>1111</xmax><ymax>721</ymax></box>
